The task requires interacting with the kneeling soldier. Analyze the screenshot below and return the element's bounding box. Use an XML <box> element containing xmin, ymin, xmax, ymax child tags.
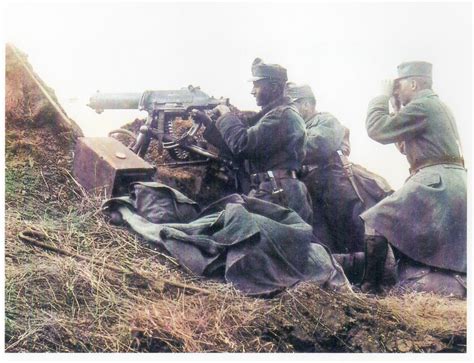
<box><xmin>361</xmin><ymin>61</ymin><xmax>466</xmax><ymax>296</ymax></box>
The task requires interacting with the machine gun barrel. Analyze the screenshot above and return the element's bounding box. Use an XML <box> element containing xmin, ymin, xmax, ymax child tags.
<box><xmin>88</xmin><ymin>92</ymin><xmax>142</xmax><ymax>114</ymax></box>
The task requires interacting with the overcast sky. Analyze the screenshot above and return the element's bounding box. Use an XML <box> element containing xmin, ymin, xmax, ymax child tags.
<box><xmin>4</xmin><ymin>1</ymin><xmax>472</xmax><ymax>189</ymax></box>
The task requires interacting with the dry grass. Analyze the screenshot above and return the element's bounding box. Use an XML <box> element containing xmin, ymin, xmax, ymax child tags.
<box><xmin>5</xmin><ymin>151</ymin><xmax>272</xmax><ymax>352</ymax></box>
<box><xmin>6</xmin><ymin>168</ymin><xmax>467</xmax><ymax>352</ymax></box>
<box><xmin>128</xmin><ymin>285</ymin><xmax>271</xmax><ymax>352</ymax></box>
<box><xmin>5</xmin><ymin>189</ymin><xmax>269</xmax><ymax>352</ymax></box>
<box><xmin>377</xmin><ymin>291</ymin><xmax>467</xmax><ymax>337</ymax></box>
<box><xmin>6</xmin><ymin>190</ymin><xmax>467</xmax><ymax>352</ymax></box>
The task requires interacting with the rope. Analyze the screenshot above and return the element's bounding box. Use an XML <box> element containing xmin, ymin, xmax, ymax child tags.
<box><xmin>18</xmin><ymin>229</ymin><xmax>211</xmax><ymax>295</ymax></box>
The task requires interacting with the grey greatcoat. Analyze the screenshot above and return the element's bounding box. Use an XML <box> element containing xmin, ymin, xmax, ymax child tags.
<box><xmin>212</xmin><ymin>97</ymin><xmax>313</xmax><ymax>224</ymax></box>
<box><xmin>361</xmin><ymin>89</ymin><xmax>467</xmax><ymax>275</ymax></box>
<box><xmin>302</xmin><ymin>112</ymin><xmax>392</xmax><ymax>253</ymax></box>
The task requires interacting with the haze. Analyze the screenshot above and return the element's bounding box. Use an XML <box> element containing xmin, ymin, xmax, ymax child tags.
<box><xmin>5</xmin><ymin>2</ymin><xmax>472</xmax><ymax>189</ymax></box>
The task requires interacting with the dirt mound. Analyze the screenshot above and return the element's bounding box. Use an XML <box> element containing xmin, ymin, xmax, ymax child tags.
<box><xmin>5</xmin><ymin>44</ymin><xmax>84</xmax><ymax>214</ymax></box>
<box><xmin>4</xmin><ymin>44</ymin><xmax>467</xmax><ymax>353</ymax></box>
<box><xmin>6</xmin><ymin>44</ymin><xmax>82</xmax><ymax>137</ymax></box>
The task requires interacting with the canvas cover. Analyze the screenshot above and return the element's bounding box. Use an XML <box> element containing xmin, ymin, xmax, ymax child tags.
<box><xmin>103</xmin><ymin>183</ymin><xmax>350</xmax><ymax>295</ymax></box>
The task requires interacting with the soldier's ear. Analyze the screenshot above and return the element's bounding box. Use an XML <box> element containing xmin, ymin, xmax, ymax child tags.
<box><xmin>410</xmin><ymin>79</ymin><xmax>417</xmax><ymax>91</ymax></box>
<box><xmin>271</xmin><ymin>82</ymin><xmax>284</xmax><ymax>95</ymax></box>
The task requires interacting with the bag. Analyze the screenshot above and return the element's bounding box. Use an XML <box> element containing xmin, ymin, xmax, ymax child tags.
<box><xmin>130</xmin><ymin>182</ymin><xmax>201</xmax><ymax>224</ymax></box>
<box><xmin>351</xmin><ymin>163</ymin><xmax>393</xmax><ymax>207</ymax></box>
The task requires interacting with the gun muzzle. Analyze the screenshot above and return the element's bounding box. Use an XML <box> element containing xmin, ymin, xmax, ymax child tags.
<box><xmin>87</xmin><ymin>92</ymin><xmax>142</xmax><ymax>113</ymax></box>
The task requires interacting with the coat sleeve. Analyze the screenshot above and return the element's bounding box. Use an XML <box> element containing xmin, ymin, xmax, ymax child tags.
<box><xmin>215</xmin><ymin>109</ymin><xmax>294</xmax><ymax>158</ymax></box>
<box><xmin>202</xmin><ymin>121</ymin><xmax>233</xmax><ymax>157</ymax></box>
<box><xmin>305</xmin><ymin>114</ymin><xmax>346</xmax><ymax>160</ymax></box>
<box><xmin>214</xmin><ymin>113</ymin><xmax>252</xmax><ymax>158</ymax></box>
<box><xmin>366</xmin><ymin>95</ymin><xmax>428</xmax><ymax>144</ymax></box>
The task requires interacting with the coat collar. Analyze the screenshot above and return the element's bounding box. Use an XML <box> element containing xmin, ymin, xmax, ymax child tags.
<box><xmin>412</xmin><ymin>89</ymin><xmax>436</xmax><ymax>100</ymax></box>
<box><xmin>305</xmin><ymin>111</ymin><xmax>320</xmax><ymax>123</ymax></box>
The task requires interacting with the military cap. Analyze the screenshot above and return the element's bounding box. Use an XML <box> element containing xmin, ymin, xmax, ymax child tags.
<box><xmin>249</xmin><ymin>58</ymin><xmax>288</xmax><ymax>82</ymax></box>
<box><xmin>285</xmin><ymin>82</ymin><xmax>315</xmax><ymax>101</ymax></box>
<box><xmin>396</xmin><ymin>61</ymin><xmax>432</xmax><ymax>80</ymax></box>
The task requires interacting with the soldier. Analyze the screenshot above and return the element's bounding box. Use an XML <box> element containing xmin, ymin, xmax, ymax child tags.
<box><xmin>285</xmin><ymin>83</ymin><xmax>392</xmax><ymax>263</ymax></box>
<box><xmin>193</xmin><ymin>58</ymin><xmax>313</xmax><ymax>224</ymax></box>
<box><xmin>360</xmin><ymin>61</ymin><xmax>467</xmax><ymax>296</ymax></box>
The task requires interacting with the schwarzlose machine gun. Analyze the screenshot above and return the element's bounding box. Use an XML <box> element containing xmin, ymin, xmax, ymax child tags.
<box><xmin>87</xmin><ymin>85</ymin><xmax>241</xmax><ymax>188</ymax></box>
<box><xmin>88</xmin><ymin>85</ymin><xmax>228</xmax><ymax>160</ymax></box>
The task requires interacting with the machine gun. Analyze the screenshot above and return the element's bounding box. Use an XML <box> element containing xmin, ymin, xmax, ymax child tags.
<box><xmin>88</xmin><ymin>85</ymin><xmax>229</xmax><ymax>159</ymax></box>
<box><xmin>88</xmin><ymin>85</ymin><xmax>241</xmax><ymax>189</ymax></box>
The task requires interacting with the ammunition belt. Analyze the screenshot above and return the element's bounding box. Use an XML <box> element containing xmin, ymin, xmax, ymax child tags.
<box><xmin>250</xmin><ymin>169</ymin><xmax>297</xmax><ymax>185</ymax></box>
<box><xmin>409</xmin><ymin>156</ymin><xmax>465</xmax><ymax>175</ymax></box>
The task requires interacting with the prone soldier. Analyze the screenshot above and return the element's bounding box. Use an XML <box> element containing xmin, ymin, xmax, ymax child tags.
<box><xmin>360</xmin><ymin>61</ymin><xmax>467</xmax><ymax>297</ymax></box>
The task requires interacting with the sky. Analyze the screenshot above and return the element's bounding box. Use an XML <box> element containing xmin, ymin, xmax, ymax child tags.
<box><xmin>3</xmin><ymin>1</ymin><xmax>472</xmax><ymax>190</ymax></box>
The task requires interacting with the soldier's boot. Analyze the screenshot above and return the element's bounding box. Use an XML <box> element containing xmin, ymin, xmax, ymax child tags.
<box><xmin>381</xmin><ymin>244</ymin><xmax>398</xmax><ymax>290</ymax></box>
<box><xmin>360</xmin><ymin>235</ymin><xmax>389</xmax><ymax>294</ymax></box>
<box><xmin>333</xmin><ymin>252</ymin><xmax>365</xmax><ymax>285</ymax></box>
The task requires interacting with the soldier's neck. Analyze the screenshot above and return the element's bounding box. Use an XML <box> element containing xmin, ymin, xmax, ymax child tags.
<box><xmin>261</xmin><ymin>95</ymin><xmax>288</xmax><ymax>110</ymax></box>
<box><xmin>305</xmin><ymin>110</ymin><xmax>319</xmax><ymax>122</ymax></box>
<box><xmin>247</xmin><ymin>96</ymin><xmax>289</xmax><ymax>126</ymax></box>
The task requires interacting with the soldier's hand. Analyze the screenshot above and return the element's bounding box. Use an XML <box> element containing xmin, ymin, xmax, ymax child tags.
<box><xmin>379</xmin><ymin>79</ymin><xmax>395</xmax><ymax>97</ymax></box>
<box><xmin>390</xmin><ymin>95</ymin><xmax>401</xmax><ymax>113</ymax></box>
<box><xmin>212</xmin><ymin>105</ymin><xmax>231</xmax><ymax>118</ymax></box>
<box><xmin>190</xmin><ymin>109</ymin><xmax>213</xmax><ymax>127</ymax></box>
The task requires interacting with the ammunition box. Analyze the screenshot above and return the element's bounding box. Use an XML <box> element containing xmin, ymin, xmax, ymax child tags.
<box><xmin>73</xmin><ymin>137</ymin><xmax>156</xmax><ymax>198</ymax></box>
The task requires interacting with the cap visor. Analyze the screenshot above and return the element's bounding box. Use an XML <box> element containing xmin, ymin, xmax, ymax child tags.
<box><xmin>394</xmin><ymin>76</ymin><xmax>407</xmax><ymax>81</ymax></box>
<box><xmin>395</xmin><ymin>74</ymin><xmax>431</xmax><ymax>81</ymax></box>
<box><xmin>248</xmin><ymin>76</ymin><xmax>267</xmax><ymax>82</ymax></box>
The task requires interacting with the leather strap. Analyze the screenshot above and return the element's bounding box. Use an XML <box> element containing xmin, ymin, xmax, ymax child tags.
<box><xmin>409</xmin><ymin>156</ymin><xmax>464</xmax><ymax>174</ymax></box>
<box><xmin>250</xmin><ymin>169</ymin><xmax>297</xmax><ymax>184</ymax></box>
